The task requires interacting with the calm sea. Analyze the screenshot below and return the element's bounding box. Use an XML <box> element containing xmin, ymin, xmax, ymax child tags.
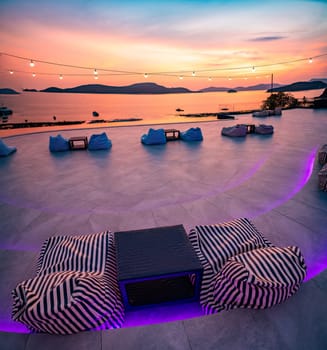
<box><xmin>0</xmin><ymin>89</ymin><xmax>323</xmax><ymax>125</ymax></box>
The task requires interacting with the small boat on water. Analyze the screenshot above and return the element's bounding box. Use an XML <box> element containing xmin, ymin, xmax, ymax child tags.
<box><xmin>0</xmin><ymin>107</ymin><xmax>13</xmax><ymax>116</ymax></box>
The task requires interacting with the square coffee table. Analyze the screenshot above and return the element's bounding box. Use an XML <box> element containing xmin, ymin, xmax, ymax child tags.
<box><xmin>114</xmin><ymin>225</ymin><xmax>203</xmax><ymax>308</ymax></box>
<box><xmin>164</xmin><ymin>129</ymin><xmax>180</xmax><ymax>141</ymax></box>
<box><xmin>69</xmin><ymin>136</ymin><xmax>88</xmax><ymax>150</ymax></box>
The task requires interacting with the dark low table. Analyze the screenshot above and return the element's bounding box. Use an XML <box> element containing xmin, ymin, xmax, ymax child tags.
<box><xmin>237</xmin><ymin>124</ymin><xmax>255</xmax><ymax>134</ymax></box>
<box><xmin>69</xmin><ymin>136</ymin><xmax>88</xmax><ymax>150</ymax></box>
<box><xmin>164</xmin><ymin>129</ymin><xmax>180</xmax><ymax>141</ymax></box>
<box><xmin>114</xmin><ymin>225</ymin><xmax>203</xmax><ymax>308</ymax></box>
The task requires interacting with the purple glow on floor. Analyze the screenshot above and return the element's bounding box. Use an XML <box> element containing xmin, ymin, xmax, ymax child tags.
<box><xmin>0</xmin><ymin>320</ymin><xmax>30</xmax><ymax>334</ymax></box>
<box><xmin>304</xmin><ymin>259</ymin><xmax>327</xmax><ymax>282</ymax></box>
<box><xmin>122</xmin><ymin>301</ymin><xmax>203</xmax><ymax>328</ymax></box>
<box><xmin>250</xmin><ymin>147</ymin><xmax>318</xmax><ymax>217</ymax></box>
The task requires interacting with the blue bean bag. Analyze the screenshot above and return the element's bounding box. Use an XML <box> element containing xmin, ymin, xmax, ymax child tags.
<box><xmin>0</xmin><ymin>138</ymin><xmax>16</xmax><ymax>157</ymax></box>
<box><xmin>88</xmin><ymin>132</ymin><xmax>112</xmax><ymax>150</ymax></box>
<box><xmin>141</xmin><ymin>128</ymin><xmax>167</xmax><ymax>145</ymax></box>
<box><xmin>49</xmin><ymin>134</ymin><xmax>70</xmax><ymax>152</ymax></box>
<box><xmin>180</xmin><ymin>127</ymin><xmax>203</xmax><ymax>141</ymax></box>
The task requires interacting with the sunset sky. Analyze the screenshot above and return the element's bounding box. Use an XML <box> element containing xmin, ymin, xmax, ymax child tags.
<box><xmin>1</xmin><ymin>0</ymin><xmax>326</xmax><ymax>90</ymax></box>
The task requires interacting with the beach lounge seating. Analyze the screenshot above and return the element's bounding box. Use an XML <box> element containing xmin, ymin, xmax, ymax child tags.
<box><xmin>88</xmin><ymin>132</ymin><xmax>112</xmax><ymax>150</ymax></box>
<box><xmin>141</xmin><ymin>128</ymin><xmax>167</xmax><ymax>145</ymax></box>
<box><xmin>318</xmin><ymin>163</ymin><xmax>327</xmax><ymax>191</ymax></box>
<box><xmin>318</xmin><ymin>144</ymin><xmax>327</xmax><ymax>165</ymax></box>
<box><xmin>221</xmin><ymin>124</ymin><xmax>247</xmax><ymax>137</ymax></box>
<box><xmin>12</xmin><ymin>231</ymin><xmax>124</xmax><ymax>334</ymax></box>
<box><xmin>253</xmin><ymin>110</ymin><xmax>270</xmax><ymax>118</ymax></box>
<box><xmin>180</xmin><ymin>127</ymin><xmax>203</xmax><ymax>141</ymax></box>
<box><xmin>254</xmin><ymin>124</ymin><xmax>274</xmax><ymax>135</ymax></box>
<box><xmin>188</xmin><ymin>218</ymin><xmax>306</xmax><ymax>315</ymax></box>
<box><xmin>0</xmin><ymin>138</ymin><xmax>16</xmax><ymax>157</ymax></box>
<box><xmin>49</xmin><ymin>134</ymin><xmax>70</xmax><ymax>152</ymax></box>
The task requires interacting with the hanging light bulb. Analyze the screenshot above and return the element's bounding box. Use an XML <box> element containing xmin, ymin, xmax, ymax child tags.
<box><xmin>309</xmin><ymin>57</ymin><xmax>313</xmax><ymax>64</ymax></box>
<box><xmin>208</xmin><ymin>77</ymin><xmax>212</xmax><ymax>81</ymax></box>
<box><xmin>9</xmin><ymin>70</ymin><xmax>14</xmax><ymax>75</ymax></box>
<box><xmin>32</xmin><ymin>73</ymin><xmax>36</xmax><ymax>77</ymax></box>
<box><xmin>252</xmin><ymin>66</ymin><xmax>256</xmax><ymax>72</ymax></box>
<box><xmin>94</xmin><ymin>75</ymin><xmax>99</xmax><ymax>80</ymax></box>
<box><xmin>30</xmin><ymin>60</ymin><xmax>35</xmax><ymax>67</ymax></box>
<box><xmin>94</xmin><ymin>69</ymin><xmax>98</xmax><ymax>75</ymax></box>
<box><xmin>59</xmin><ymin>74</ymin><xmax>63</xmax><ymax>80</ymax></box>
<box><xmin>144</xmin><ymin>73</ymin><xmax>148</xmax><ymax>78</ymax></box>
<box><xmin>179</xmin><ymin>75</ymin><xmax>183</xmax><ymax>80</ymax></box>
<box><xmin>192</xmin><ymin>71</ymin><xmax>196</xmax><ymax>77</ymax></box>
<box><xmin>228</xmin><ymin>77</ymin><xmax>232</xmax><ymax>81</ymax></box>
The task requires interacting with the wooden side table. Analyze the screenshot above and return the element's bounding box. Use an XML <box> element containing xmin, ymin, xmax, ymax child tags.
<box><xmin>164</xmin><ymin>129</ymin><xmax>180</xmax><ymax>141</ymax></box>
<box><xmin>69</xmin><ymin>136</ymin><xmax>88</xmax><ymax>150</ymax></box>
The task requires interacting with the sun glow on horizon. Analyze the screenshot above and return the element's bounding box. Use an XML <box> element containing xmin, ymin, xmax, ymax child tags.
<box><xmin>1</xmin><ymin>0</ymin><xmax>326</xmax><ymax>90</ymax></box>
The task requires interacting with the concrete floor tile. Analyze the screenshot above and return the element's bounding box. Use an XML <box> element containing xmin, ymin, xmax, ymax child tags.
<box><xmin>25</xmin><ymin>331</ymin><xmax>101</xmax><ymax>350</ymax></box>
<box><xmin>102</xmin><ymin>322</ymin><xmax>191</xmax><ymax>350</ymax></box>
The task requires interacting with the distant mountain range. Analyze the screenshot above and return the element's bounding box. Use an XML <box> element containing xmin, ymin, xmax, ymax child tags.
<box><xmin>2</xmin><ymin>78</ymin><xmax>327</xmax><ymax>95</ymax></box>
<box><xmin>268</xmin><ymin>80</ymin><xmax>327</xmax><ymax>92</ymax></box>
<box><xmin>0</xmin><ymin>88</ymin><xmax>20</xmax><ymax>94</ymax></box>
<box><xmin>40</xmin><ymin>83</ymin><xmax>191</xmax><ymax>94</ymax></box>
<box><xmin>200</xmin><ymin>83</ymin><xmax>283</xmax><ymax>92</ymax></box>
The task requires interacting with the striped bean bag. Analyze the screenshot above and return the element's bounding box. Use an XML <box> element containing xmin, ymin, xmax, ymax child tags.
<box><xmin>188</xmin><ymin>218</ymin><xmax>272</xmax><ymax>309</ymax></box>
<box><xmin>12</xmin><ymin>231</ymin><xmax>124</xmax><ymax>334</ymax></box>
<box><xmin>204</xmin><ymin>246</ymin><xmax>306</xmax><ymax>314</ymax></box>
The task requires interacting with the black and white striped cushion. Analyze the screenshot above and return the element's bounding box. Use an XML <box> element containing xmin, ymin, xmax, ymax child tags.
<box><xmin>12</xmin><ymin>231</ymin><xmax>125</xmax><ymax>334</ymax></box>
<box><xmin>203</xmin><ymin>246</ymin><xmax>306</xmax><ymax>314</ymax></box>
<box><xmin>188</xmin><ymin>218</ymin><xmax>272</xmax><ymax>307</ymax></box>
<box><xmin>192</xmin><ymin>218</ymin><xmax>272</xmax><ymax>273</ymax></box>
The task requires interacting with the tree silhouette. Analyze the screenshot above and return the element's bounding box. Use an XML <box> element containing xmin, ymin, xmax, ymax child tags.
<box><xmin>262</xmin><ymin>92</ymin><xmax>298</xmax><ymax>109</ymax></box>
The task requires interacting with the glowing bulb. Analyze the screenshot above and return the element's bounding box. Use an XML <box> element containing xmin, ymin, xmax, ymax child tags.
<box><xmin>144</xmin><ymin>73</ymin><xmax>148</xmax><ymax>78</ymax></box>
<box><xmin>9</xmin><ymin>70</ymin><xmax>14</xmax><ymax>75</ymax></box>
<box><xmin>192</xmin><ymin>71</ymin><xmax>196</xmax><ymax>77</ymax></box>
<box><xmin>30</xmin><ymin>60</ymin><xmax>35</xmax><ymax>67</ymax></box>
<box><xmin>309</xmin><ymin>58</ymin><xmax>313</xmax><ymax>64</ymax></box>
<box><xmin>59</xmin><ymin>74</ymin><xmax>63</xmax><ymax>80</ymax></box>
<box><xmin>252</xmin><ymin>66</ymin><xmax>256</xmax><ymax>72</ymax></box>
<box><xmin>32</xmin><ymin>73</ymin><xmax>36</xmax><ymax>77</ymax></box>
<box><xmin>179</xmin><ymin>75</ymin><xmax>183</xmax><ymax>80</ymax></box>
<box><xmin>94</xmin><ymin>75</ymin><xmax>99</xmax><ymax>80</ymax></box>
<box><xmin>94</xmin><ymin>69</ymin><xmax>98</xmax><ymax>75</ymax></box>
<box><xmin>208</xmin><ymin>77</ymin><xmax>212</xmax><ymax>81</ymax></box>
<box><xmin>228</xmin><ymin>77</ymin><xmax>232</xmax><ymax>81</ymax></box>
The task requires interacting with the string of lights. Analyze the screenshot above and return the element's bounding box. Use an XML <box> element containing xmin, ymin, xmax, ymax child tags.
<box><xmin>1</xmin><ymin>51</ymin><xmax>326</xmax><ymax>81</ymax></box>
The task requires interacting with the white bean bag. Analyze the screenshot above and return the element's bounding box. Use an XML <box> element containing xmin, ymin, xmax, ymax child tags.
<box><xmin>255</xmin><ymin>124</ymin><xmax>274</xmax><ymax>135</ymax></box>
<box><xmin>221</xmin><ymin>125</ymin><xmax>247</xmax><ymax>137</ymax></box>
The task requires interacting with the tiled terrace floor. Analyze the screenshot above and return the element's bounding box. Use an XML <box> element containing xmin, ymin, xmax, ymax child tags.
<box><xmin>0</xmin><ymin>108</ymin><xmax>326</xmax><ymax>349</ymax></box>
